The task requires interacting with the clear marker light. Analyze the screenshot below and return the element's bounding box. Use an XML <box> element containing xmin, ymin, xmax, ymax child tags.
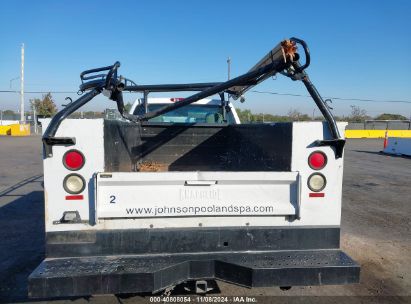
<box><xmin>63</xmin><ymin>174</ymin><xmax>85</xmax><ymax>194</ymax></box>
<box><xmin>308</xmin><ymin>173</ymin><xmax>326</xmax><ymax>192</ymax></box>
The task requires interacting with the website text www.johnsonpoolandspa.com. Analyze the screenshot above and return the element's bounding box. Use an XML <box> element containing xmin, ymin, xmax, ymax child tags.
<box><xmin>125</xmin><ymin>204</ymin><xmax>275</xmax><ymax>216</ymax></box>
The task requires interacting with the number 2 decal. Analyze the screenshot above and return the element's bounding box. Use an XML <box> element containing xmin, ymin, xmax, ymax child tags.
<box><xmin>110</xmin><ymin>195</ymin><xmax>116</xmax><ymax>204</ymax></box>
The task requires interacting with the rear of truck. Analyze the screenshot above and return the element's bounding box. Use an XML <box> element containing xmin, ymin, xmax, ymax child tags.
<box><xmin>29</xmin><ymin>38</ymin><xmax>359</xmax><ymax>298</ymax></box>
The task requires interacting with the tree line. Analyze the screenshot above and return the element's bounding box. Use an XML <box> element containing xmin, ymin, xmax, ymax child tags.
<box><xmin>1</xmin><ymin>93</ymin><xmax>408</xmax><ymax>123</ymax></box>
<box><xmin>236</xmin><ymin>106</ymin><xmax>408</xmax><ymax>123</ymax></box>
<box><xmin>1</xmin><ymin>93</ymin><xmax>133</xmax><ymax>119</ymax></box>
<box><xmin>1</xmin><ymin>93</ymin><xmax>58</xmax><ymax>118</ymax></box>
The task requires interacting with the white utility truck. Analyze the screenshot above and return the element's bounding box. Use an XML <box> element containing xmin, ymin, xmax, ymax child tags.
<box><xmin>129</xmin><ymin>97</ymin><xmax>241</xmax><ymax>125</ymax></box>
<box><xmin>29</xmin><ymin>38</ymin><xmax>359</xmax><ymax>298</ymax></box>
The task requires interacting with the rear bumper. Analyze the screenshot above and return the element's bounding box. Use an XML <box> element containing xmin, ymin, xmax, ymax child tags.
<box><xmin>29</xmin><ymin>249</ymin><xmax>359</xmax><ymax>298</ymax></box>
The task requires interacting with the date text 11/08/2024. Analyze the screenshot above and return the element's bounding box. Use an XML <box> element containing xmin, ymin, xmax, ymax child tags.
<box><xmin>149</xmin><ymin>296</ymin><xmax>257</xmax><ymax>303</ymax></box>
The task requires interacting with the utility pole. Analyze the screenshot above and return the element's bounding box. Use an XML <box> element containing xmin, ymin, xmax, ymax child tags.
<box><xmin>10</xmin><ymin>76</ymin><xmax>19</xmax><ymax>89</ymax></box>
<box><xmin>227</xmin><ymin>57</ymin><xmax>231</xmax><ymax>101</ymax></box>
<box><xmin>227</xmin><ymin>57</ymin><xmax>231</xmax><ymax>80</ymax></box>
<box><xmin>20</xmin><ymin>43</ymin><xmax>25</xmax><ymax>122</ymax></box>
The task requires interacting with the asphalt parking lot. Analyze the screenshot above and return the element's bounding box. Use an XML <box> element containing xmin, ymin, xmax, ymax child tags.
<box><xmin>0</xmin><ymin>136</ymin><xmax>410</xmax><ymax>303</ymax></box>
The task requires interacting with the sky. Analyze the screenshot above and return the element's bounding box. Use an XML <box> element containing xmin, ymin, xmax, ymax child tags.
<box><xmin>0</xmin><ymin>0</ymin><xmax>410</xmax><ymax>118</ymax></box>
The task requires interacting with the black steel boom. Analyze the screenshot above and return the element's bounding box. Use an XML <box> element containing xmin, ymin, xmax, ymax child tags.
<box><xmin>42</xmin><ymin>38</ymin><xmax>345</xmax><ymax>158</ymax></box>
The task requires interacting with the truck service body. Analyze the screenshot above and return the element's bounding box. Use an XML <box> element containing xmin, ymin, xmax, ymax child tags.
<box><xmin>29</xmin><ymin>38</ymin><xmax>360</xmax><ymax>298</ymax></box>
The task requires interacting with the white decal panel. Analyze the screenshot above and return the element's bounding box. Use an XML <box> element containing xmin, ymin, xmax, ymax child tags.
<box><xmin>96</xmin><ymin>172</ymin><xmax>299</xmax><ymax>218</ymax></box>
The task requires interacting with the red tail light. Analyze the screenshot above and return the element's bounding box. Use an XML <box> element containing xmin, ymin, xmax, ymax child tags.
<box><xmin>63</xmin><ymin>150</ymin><xmax>85</xmax><ymax>171</ymax></box>
<box><xmin>308</xmin><ymin>151</ymin><xmax>327</xmax><ymax>170</ymax></box>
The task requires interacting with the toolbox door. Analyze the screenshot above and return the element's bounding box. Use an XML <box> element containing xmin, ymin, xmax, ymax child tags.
<box><xmin>96</xmin><ymin>171</ymin><xmax>300</xmax><ymax>219</ymax></box>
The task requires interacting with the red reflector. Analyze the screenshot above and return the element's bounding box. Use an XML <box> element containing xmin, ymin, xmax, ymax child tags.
<box><xmin>309</xmin><ymin>193</ymin><xmax>325</xmax><ymax>197</ymax></box>
<box><xmin>63</xmin><ymin>150</ymin><xmax>85</xmax><ymax>171</ymax></box>
<box><xmin>65</xmin><ymin>195</ymin><xmax>84</xmax><ymax>200</ymax></box>
<box><xmin>308</xmin><ymin>151</ymin><xmax>327</xmax><ymax>170</ymax></box>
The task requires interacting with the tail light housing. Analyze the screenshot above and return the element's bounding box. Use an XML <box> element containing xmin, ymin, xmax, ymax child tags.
<box><xmin>63</xmin><ymin>174</ymin><xmax>86</xmax><ymax>194</ymax></box>
<box><xmin>308</xmin><ymin>151</ymin><xmax>327</xmax><ymax>170</ymax></box>
<box><xmin>63</xmin><ymin>150</ymin><xmax>85</xmax><ymax>171</ymax></box>
<box><xmin>307</xmin><ymin>173</ymin><xmax>326</xmax><ymax>192</ymax></box>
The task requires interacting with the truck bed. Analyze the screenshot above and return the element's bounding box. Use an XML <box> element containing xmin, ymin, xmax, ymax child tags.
<box><xmin>104</xmin><ymin>120</ymin><xmax>293</xmax><ymax>172</ymax></box>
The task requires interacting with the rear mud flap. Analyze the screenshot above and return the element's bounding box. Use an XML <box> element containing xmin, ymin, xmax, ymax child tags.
<box><xmin>29</xmin><ymin>250</ymin><xmax>359</xmax><ymax>298</ymax></box>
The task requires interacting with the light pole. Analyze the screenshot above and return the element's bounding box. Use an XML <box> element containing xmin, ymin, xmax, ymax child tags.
<box><xmin>227</xmin><ymin>57</ymin><xmax>231</xmax><ymax>81</ymax></box>
<box><xmin>20</xmin><ymin>43</ymin><xmax>25</xmax><ymax>122</ymax></box>
<box><xmin>227</xmin><ymin>57</ymin><xmax>231</xmax><ymax>101</ymax></box>
<box><xmin>10</xmin><ymin>76</ymin><xmax>19</xmax><ymax>89</ymax></box>
<box><xmin>9</xmin><ymin>77</ymin><xmax>20</xmax><ymax>122</ymax></box>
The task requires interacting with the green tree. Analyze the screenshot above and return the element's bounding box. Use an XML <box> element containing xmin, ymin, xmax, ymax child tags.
<box><xmin>236</xmin><ymin>109</ymin><xmax>254</xmax><ymax>123</ymax></box>
<box><xmin>69</xmin><ymin>112</ymin><xmax>82</xmax><ymax>119</ymax></box>
<box><xmin>3</xmin><ymin>110</ymin><xmax>15</xmax><ymax>116</ymax></box>
<box><xmin>84</xmin><ymin>111</ymin><xmax>96</xmax><ymax>118</ymax></box>
<box><xmin>33</xmin><ymin>93</ymin><xmax>58</xmax><ymax>117</ymax></box>
<box><xmin>374</xmin><ymin>113</ymin><xmax>407</xmax><ymax>120</ymax></box>
<box><xmin>349</xmin><ymin>105</ymin><xmax>369</xmax><ymax>122</ymax></box>
<box><xmin>287</xmin><ymin>109</ymin><xmax>310</xmax><ymax>121</ymax></box>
